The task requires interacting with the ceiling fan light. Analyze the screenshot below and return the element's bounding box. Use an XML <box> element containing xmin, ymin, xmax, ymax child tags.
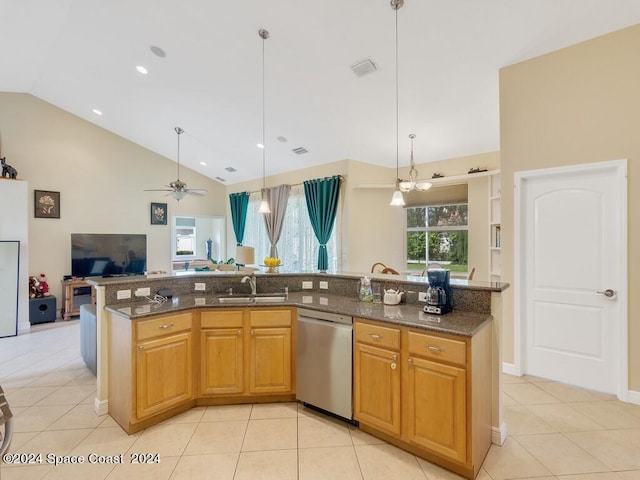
<box><xmin>390</xmin><ymin>188</ymin><xmax>406</xmax><ymax>206</ymax></box>
<box><xmin>172</xmin><ymin>190</ymin><xmax>187</xmax><ymax>201</ymax></box>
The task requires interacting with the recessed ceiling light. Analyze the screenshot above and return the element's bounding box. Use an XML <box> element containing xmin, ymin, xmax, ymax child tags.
<box><xmin>150</xmin><ymin>45</ymin><xmax>166</xmax><ymax>58</ymax></box>
<box><xmin>92</xmin><ymin>109</ymin><xmax>103</xmax><ymax>115</ymax></box>
<box><xmin>136</xmin><ymin>65</ymin><xmax>148</xmax><ymax>75</ymax></box>
<box><xmin>257</xmin><ymin>143</ymin><xmax>264</xmax><ymax>149</ymax></box>
<box><xmin>199</xmin><ymin>161</ymin><xmax>207</xmax><ymax>166</ymax></box>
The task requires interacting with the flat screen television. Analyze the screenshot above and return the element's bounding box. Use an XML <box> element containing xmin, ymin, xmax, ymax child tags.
<box><xmin>71</xmin><ymin>233</ymin><xmax>147</xmax><ymax>278</ymax></box>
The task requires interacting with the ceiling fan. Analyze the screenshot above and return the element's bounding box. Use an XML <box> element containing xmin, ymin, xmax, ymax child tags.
<box><xmin>145</xmin><ymin>127</ymin><xmax>207</xmax><ymax>201</ymax></box>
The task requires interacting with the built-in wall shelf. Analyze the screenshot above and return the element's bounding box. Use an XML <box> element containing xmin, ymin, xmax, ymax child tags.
<box><xmin>353</xmin><ymin>169</ymin><xmax>501</xmax><ymax>189</ymax></box>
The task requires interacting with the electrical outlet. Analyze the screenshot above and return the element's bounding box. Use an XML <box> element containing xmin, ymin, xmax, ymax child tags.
<box><xmin>135</xmin><ymin>287</ymin><xmax>151</xmax><ymax>297</ymax></box>
<box><xmin>194</xmin><ymin>282</ymin><xmax>206</xmax><ymax>291</ymax></box>
<box><xmin>302</xmin><ymin>281</ymin><xmax>313</xmax><ymax>289</ymax></box>
<box><xmin>319</xmin><ymin>281</ymin><xmax>329</xmax><ymax>290</ymax></box>
<box><xmin>418</xmin><ymin>291</ymin><xmax>428</xmax><ymax>302</ymax></box>
<box><xmin>117</xmin><ymin>289</ymin><xmax>131</xmax><ymax>300</ymax></box>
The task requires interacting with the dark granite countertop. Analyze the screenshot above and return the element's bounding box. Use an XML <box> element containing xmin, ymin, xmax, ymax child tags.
<box><xmin>105</xmin><ymin>291</ymin><xmax>491</xmax><ymax>337</ymax></box>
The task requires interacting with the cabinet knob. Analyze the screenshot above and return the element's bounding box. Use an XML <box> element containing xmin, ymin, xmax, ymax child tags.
<box><xmin>138</xmin><ymin>345</ymin><xmax>144</xmax><ymax>351</ymax></box>
<box><xmin>250</xmin><ymin>330</ymin><xmax>255</xmax><ymax>336</ymax></box>
<box><xmin>390</xmin><ymin>362</ymin><xmax>397</xmax><ymax>370</ymax></box>
<box><xmin>237</xmin><ymin>330</ymin><xmax>242</xmax><ymax>336</ymax></box>
<box><xmin>408</xmin><ymin>358</ymin><xmax>413</xmax><ymax>365</ymax></box>
<box><xmin>392</xmin><ymin>354</ymin><xmax>398</xmax><ymax>361</ymax></box>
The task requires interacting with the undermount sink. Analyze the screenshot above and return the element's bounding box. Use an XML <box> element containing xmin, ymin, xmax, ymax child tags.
<box><xmin>215</xmin><ymin>294</ymin><xmax>287</xmax><ymax>304</ymax></box>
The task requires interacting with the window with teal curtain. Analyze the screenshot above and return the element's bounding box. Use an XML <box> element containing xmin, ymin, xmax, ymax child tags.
<box><xmin>303</xmin><ymin>176</ymin><xmax>342</xmax><ymax>271</ymax></box>
<box><xmin>229</xmin><ymin>192</ymin><xmax>249</xmax><ymax>245</ymax></box>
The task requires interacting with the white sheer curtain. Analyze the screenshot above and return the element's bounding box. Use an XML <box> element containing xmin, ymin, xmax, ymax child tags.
<box><xmin>243</xmin><ymin>186</ymin><xmax>340</xmax><ymax>272</ymax></box>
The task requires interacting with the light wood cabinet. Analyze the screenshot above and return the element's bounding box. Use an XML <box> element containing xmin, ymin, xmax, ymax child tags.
<box><xmin>353</xmin><ymin>321</ymin><xmax>401</xmax><ymax>435</ymax></box>
<box><xmin>108</xmin><ymin>311</ymin><xmax>195</xmax><ymax>434</ymax></box>
<box><xmin>199</xmin><ymin>308</ymin><xmax>294</xmax><ymax>398</ymax></box>
<box><xmin>354</xmin><ymin>318</ymin><xmax>492</xmax><ymax>480</ymax></box>
<box><xmin>200</xmin><ymin>310</ymin><xmax>244</xmax><ymax>395</ymax></box>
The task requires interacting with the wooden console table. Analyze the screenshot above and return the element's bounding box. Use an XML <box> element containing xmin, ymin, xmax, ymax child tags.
<box><xmin>61</xmin><ymin>279</ymin><xmax>95</xmax><ymax>320</ymax></box>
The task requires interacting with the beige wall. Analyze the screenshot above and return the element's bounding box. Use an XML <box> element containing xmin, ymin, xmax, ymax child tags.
<box><xmin>499</xmin><ymin>25</ymin><xmax>640</xmax><ymax>390</ymax></box>
<box><xmin>0</xmin><ymin>93</ymin><xmax>227</xmax><ymax>302</ymax></box>
<box><xmin>226</xmin><ymin>152</ymin><xmax>499</xmax><ymax>275</ymax></box>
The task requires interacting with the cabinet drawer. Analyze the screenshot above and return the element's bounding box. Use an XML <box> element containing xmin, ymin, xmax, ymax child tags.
<box><xmin>355</xmin><ymin>321</ymin><xmax>400</xmax><ymax>350</ymax></box>
<box><xmin>407</xmin><ymin>331</ymin><xmax>466</xmax><ymax>367</ymax></box>
<box><xmin>201</xmin><ymin>310</ymin><xmax>244</xmax><ymax>329</ymax></box>
<box><xmin>249</xmin><ymin>309</ymin><xmax>291</xmax><ymax>328</ymax></box>
<box><xmin>136</xmin><ymin>312</ymin><xmax>193</xmax><ymax>341</ymax></box>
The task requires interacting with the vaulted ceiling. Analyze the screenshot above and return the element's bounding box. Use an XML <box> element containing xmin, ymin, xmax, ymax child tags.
<box><xmin>2</xmin><ymin>0</ymin><xmax>640</xmax><ymax>185</ymax></box>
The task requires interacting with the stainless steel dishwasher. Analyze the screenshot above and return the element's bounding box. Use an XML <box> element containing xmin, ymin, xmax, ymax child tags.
<box><xmin>296</xmin><ymin>308</ymin><xmax>353</xmax><ymax>420</ymax></box>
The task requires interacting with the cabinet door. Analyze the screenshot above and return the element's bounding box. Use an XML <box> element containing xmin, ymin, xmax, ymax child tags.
<box><xmin>354</xmin><ymin>342</ymin><xmax>401</xmax><ymax>435</ymax></box>
<box><xmin>249</xmin><ymin>327</ymin><xmax>292</xmax><ymax>394</ymax></box>
<box><xmin>200</xmin><ymin>328</ymin><xmax>244</xmax><ymax>395</ymax></box>
<box><xmin>405</xmin><ymin>356</ymin><xmax>466</xmax><ymax>463</ymax></box>
<box><xmin>136</xmin><ymin>331</ymin><xmax>193</xmax><ymax>419</ymax></box>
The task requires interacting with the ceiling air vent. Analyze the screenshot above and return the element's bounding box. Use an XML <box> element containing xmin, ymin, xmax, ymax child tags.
<box><xmin>215</xmin><ymin>176</ymin><xmax>226</xmax><ymax>182</ymax></box>
<box><xmin>292</xmin><ymin>147</ymin><xmax>308</xmax><ymax>155</ymax></box>
<box><xmin>350</xmin><ymin>57</ymin><xmax>379</xmax><ymax>77</ymax></box>
<box><xmin>225</xmin><ymin>166</ymin><xmax>237</xmax><ymax>172</ymax></box>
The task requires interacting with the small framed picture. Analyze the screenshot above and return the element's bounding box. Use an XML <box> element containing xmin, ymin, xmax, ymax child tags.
<box><xmin>34</xmin><ymin>190</ymin><xmax>60</xmax><ymax>219</ymax></box>
<box><xmin>150</xmin><ymin>202</ymin><xmax>167</xmax><ymax>225</ymax></box>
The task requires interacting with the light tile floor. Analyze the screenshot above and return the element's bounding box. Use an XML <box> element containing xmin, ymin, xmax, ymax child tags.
<box><xmin>1</xmin><ymin>320</ymin><xmax>640</xmax><ymax>479</ymax></box>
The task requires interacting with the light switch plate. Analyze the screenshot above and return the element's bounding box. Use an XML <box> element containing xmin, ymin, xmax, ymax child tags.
<box><xmin>319</xmin><ymin>281</ymin><xmax>329</xmax><ymax>290</ymax></box>
<box><xmin>302</xmin><ymin>281</ymin><xmax>313</xmax><ymax>289</ymax></box>
<box><xmin>135</xmin><ymin>287</ymin><xmax>151</xmax><ymax>297</ymax></box>
<box><xmin>117</xmin><ymin>289</ymin><xmax>131</xmax><ymax>300</ymax></box>
<box><xmin>194</xmin><ymin>283</ymin><xmax>206</xmax><ymax>291</ymax></box>
<box><xmin>418</xmin><ymin>292</ymin><xmax>428</xmax><ymax>302</ymax></box>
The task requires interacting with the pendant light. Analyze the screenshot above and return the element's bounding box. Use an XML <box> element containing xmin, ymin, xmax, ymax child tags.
<box><xmin>398</xmin><ymin>134</ymin><xmax>432</xmax><ymax>192</ymax></box>
<box><xmin>389</xmin><ymin>0</ymin><xmax>406</xmax><ymax>207</ymax></box>
<box><xmin>258</xmin><ymin>28</ymin><xmax>271</xmax><ymax>214</ymax></box>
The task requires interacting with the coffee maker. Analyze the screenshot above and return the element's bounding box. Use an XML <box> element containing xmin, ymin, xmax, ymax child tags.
<box><xmin>424</xmin><ymin>269</ymin><xmax>452</xmax><ymax>315</ymax></box>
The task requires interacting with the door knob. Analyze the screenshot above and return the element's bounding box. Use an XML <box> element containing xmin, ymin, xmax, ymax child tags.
<box><xmin>596</xmin><ymin>289</ymin><xmax>616</xmax><ymax>299</ymax></box>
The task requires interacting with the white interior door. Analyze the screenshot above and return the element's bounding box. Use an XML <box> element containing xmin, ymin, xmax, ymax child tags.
<box><xmin>518</xmin><ymin>161</ymin><xmax>626</xmax><ymax>395</ymax></box>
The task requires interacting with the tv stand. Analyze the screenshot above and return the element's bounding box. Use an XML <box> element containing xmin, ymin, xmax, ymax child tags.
<box><xmin>61</xmin><ymin>278</ymin><xmax>96</xmax><ymax>320</ymax></box>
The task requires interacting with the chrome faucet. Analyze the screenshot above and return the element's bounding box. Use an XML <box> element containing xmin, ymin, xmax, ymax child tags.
<box><xmin>241</xmin><ymin>274</ymin><xmax>257</xmax><ymax>295</ymax></box>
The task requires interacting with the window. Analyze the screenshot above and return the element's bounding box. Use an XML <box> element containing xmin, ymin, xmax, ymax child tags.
<box><xmin>243</xmin><ymin>187</ymin><xmax>341</xmax><ymax>272</ymax></box>
<box><xmin>406</xmin><ymin>204</ymin><xmax>468</xmax><ymax>273</ymax></box>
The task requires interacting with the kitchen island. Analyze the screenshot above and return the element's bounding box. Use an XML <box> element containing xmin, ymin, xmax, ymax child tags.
<box><xmin>88</xmin><ymin>271</ymin><xmax>508</xmax><ymax>479</ymax></box>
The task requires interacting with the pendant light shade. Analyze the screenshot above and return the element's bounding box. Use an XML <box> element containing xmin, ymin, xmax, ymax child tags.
<box><xmin>258</xmin><ymin>28</ymin><xmax>271</xmax><ymax>214</ymax></box>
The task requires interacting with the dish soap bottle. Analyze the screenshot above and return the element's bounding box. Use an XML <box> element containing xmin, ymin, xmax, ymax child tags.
<box><xmin>359</xmin><ymin>276</ymin><xmax>373</xmax><ymax>302</ymax></box>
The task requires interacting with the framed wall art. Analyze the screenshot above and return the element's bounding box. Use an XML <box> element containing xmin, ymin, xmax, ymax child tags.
<box><xmin>34</xmin><ymin>190</ymin><xmax>60</xmax><ymax>219</ymax></box>
<box><xmin>150</xmin><ymin>202</ymin><xmax>167</xmax><ymax>225</ymax></box>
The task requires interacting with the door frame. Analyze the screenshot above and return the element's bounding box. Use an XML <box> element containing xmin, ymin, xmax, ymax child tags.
<box><xmin>513</xmin><ymin>159</ymin><xmax>628</xmax><ymax>400</ymax></box>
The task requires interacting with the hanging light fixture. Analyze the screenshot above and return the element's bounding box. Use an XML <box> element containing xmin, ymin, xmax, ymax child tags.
<box><xmin>398</xmin><ymin>134</ymin><xmax>432</xmax><ymax>192</ymax></box>
<box><xmin>258</xmin><ymin>28</ymin><xmax>271</xmax><ymax>214</ymax></box>
<box><xmin>389</xmin><ymin>0</ymin><xmax>406</xmax><ymax>206</ymax></box>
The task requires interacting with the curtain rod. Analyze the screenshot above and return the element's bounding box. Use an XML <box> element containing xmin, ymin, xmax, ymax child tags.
<box><xmin>238</xmin><ymin>175</ymin><xmax>345</xmax><ymax>195</ymax></box>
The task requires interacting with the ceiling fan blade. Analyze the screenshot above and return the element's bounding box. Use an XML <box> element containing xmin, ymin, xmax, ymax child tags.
<box><xmin>144</xmin><ymin>188</ymin><xmax>174</xmax><ymax>192</ymax></box>
<box><xmin>186</xmin><ymin>189</ymin><xmax>207</xmax><ymax>197</ymax></box>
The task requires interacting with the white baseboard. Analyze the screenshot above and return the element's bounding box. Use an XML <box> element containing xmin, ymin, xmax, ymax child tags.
<box><xmin>502</xmin><ymin>362</ymin><xmax>518</xmax><ymax>376</ymax></box>
<box><xmin>18</xmin><ymin>321</ymin><xmax>31</xmax><ymax>333</ymax></box>
<box><xmin>628</xmin><ymin>390</ymin><xmax>640</xmax><ymax>406</ymax></box>
<box><xmin>492</xmin><ymin>422</ymin><xmax>507</xmax><ymax>445</ymax></box>
<box><xmin>94</xmin><ymin>398</ymin><xmax>109</xmax><ymax>416</ymax></box>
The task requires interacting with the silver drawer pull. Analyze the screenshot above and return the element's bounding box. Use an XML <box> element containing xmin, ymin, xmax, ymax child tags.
<box><xmin>426</xmin><ymin>345</ymin><xmax>444</xmax><ymax>352</ymax></box>
<box><xmin>369</xmin><ymin>333</ymin><xmax>383</xmax><ymax>340</ymax></box>
<box><xmin>138</xmin><ymin>345</ymin><xmax>144</xmax><ymax>350</ymax></box>
<box><xmin>158</xmin><ymin>323</ymin><xmax>175</xmax><ymax>329</ymax></box>
<box><xmin>392</xmin><ymin>354</ymin><xmax>398</xmax><ymax>361</ymax></box>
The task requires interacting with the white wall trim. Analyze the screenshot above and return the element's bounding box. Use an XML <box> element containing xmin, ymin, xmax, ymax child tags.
<box><xmin>627</xmin><ymin>390</ymin><xmax>640</xmax><ymax>406</ymax></box>
<box><xmin>94</xmin><ymin>397</ymin><xmax>108</xmax><ymax>416</ymax></box>
<box><xmin>502</xmin><ymin>362</ymin><xmax>518</xmax><ymax>377</ymax></box>
<box><xmin>513</xmin><ymin>159</ymin><xmax>628</xmax><ymax>400</ymax></box>
<box><xmin>492</xmin><ymin>423</ymin><xmax>507</xmax><ymax>446</ymax></box>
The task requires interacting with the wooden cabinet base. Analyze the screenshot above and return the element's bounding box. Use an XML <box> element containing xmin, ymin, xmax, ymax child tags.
<box><xmin>196</xmin><ymin>393</ymin><xmax>296</xmax><ymax>407</ymax></box>
<box><xmin>116</xmin><ymin>400</ymin><xmax>196</xmax><ymax>435</ymax></box>
<box><xmin>359</xmin><ymin>423</ymin><xmax>486</xmax><ymax>480</ymax></box>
